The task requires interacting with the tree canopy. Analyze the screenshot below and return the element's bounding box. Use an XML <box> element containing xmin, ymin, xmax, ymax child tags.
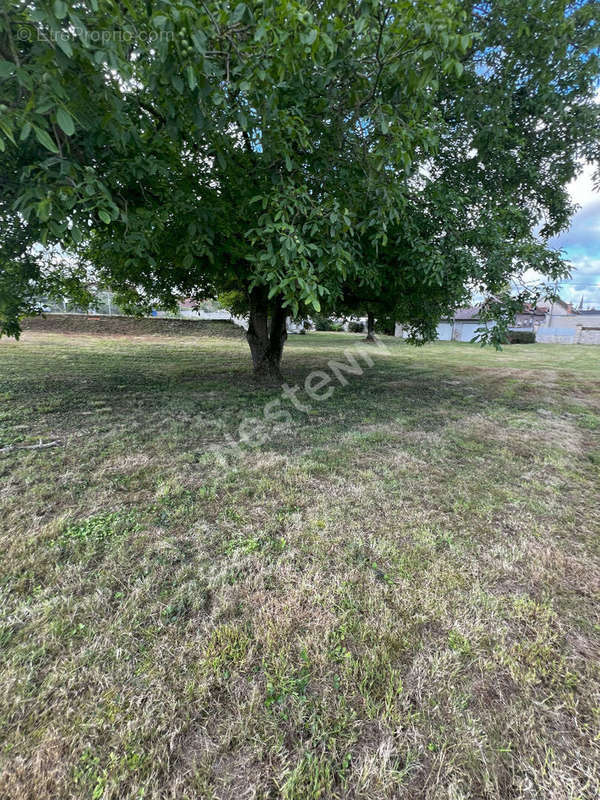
<box><xmin>338</xmin><ymin>0</ymin><xmax>600</xmax><ymax>343</ymax></box>
<box><xmin>1</xmin><ymin>1</ymin><xmax>599</xmax><ymax>376</ymax></box>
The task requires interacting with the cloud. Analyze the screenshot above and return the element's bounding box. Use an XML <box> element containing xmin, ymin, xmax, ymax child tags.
<box><xmin>549</xmin><ymin>159</ymin><xmax>600</xmax><ymax>308</ymax></box>
<box><xmin>558</xmin><ymin>281</ymin><xmax>600</xmax><ymax>308</ymax></box>
<box><xmin>517</xmin><ymin>92</ymin><xmax>600</xmax><ymax>308</ymax></box>
<box><xmin>551</xmin><ymin>198</ymin><xmax>600</xmax><ymax>261</ymax></box>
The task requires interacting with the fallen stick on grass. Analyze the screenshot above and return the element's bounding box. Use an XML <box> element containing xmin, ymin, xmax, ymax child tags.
<box><xmin>0</xmin><ymin>440</ymin><xmax>62</xmax><ymax>454</ymax></box>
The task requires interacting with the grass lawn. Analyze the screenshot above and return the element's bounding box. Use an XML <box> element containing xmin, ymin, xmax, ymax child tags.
<box><xmin>1</xmin><ymin>330</ymin><xmax>599</xmax><ymax>799</ymax></box>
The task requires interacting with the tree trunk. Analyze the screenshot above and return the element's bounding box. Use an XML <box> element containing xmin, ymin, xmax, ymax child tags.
<box><xmin>246</xmin><ymin>287</ymin><xmax>288</xmax><ymax>382</ymax></box>
<box><xmin>364</xmin><ymin>311</ymin><xmax>376</xmax><ymax>342</ymax></box>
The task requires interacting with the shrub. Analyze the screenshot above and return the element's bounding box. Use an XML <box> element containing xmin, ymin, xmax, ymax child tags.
<box><xmin>508</xmin><ymin>330</ymin><xmax>536</xmax><ymax>344</ymax></box>
<box><xmin>374</xmin><ymin>314</ymin><xmax>396</xmax><ymax>336</ymax></box>
<box><xmin>348</xmin><ymin>320</ymin><xmax>365</xmax><ymax>333</ymax></box>
<box><xmin>313</xmin><ymin>315</ymin><xmax>343</xmax><ymax>331</ymax></box>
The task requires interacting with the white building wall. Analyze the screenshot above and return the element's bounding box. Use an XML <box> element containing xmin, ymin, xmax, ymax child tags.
<box><xmin>456</xmin><ymin>322</ymin><xmax>478</xmax><ymax>341</ymax></box>
<box><xmin>437</xmin><ymin>322</ymin><xmax>453</xmax><ymax>341</ymax></box>
<box><xmin>580</xmin><ymin>327</ymin><xmax>600</xmax><ymax>345</ymax></box>
<box><xmin>542</xmin><ymin>314</ymin><xmax>580</xmax><ymax>330</ymax></box>
<box><xmin>537</xmin><ymin>327</ymin><xmax>577</xmax><ymax>344</ymax></box>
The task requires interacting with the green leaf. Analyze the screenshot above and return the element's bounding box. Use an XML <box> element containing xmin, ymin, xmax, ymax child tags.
<box><xmin>231</xmin><ymin>3</ymin><xmax>247</xmax><ymax>24</ymax></box>
<box><xmin>54</xmin><ymin>0</ymin><xmax>68</xmax><ymax>19</ymax></box>
<box><xmin>301</xmin><ymin>29</ymin><xmax>318</xmax><ymax>46</ymax></box>
<box><xmin>68</xmin><ymin>10</ymin><xmax>87</xmax><ymax>36</ymax></box>
<box><xmin>320</xmin><ymin>32</ymin><xmax>335</xmax><ymax>55</ymax></box>
<box><xmin>34</xmin><ymin>127</ymin><xmax>59</xmax><ymax>153</ymax></box>
<box><xmin>19</xmin><ymin>122</ymin><xmax>31</xmax><ymax>141</ymax></box>
<box><xmin>0</xmin><ymin>117</ymin><xmax>15</xmax><ymax>144</ymax></box>
<box><xmin>15</xmin><ymin>66</ymin><xmax>33</xmax><ymax>90</ymax></box>
<box><xmin>37</xmin><ymin>198</ymin><xmax>51</xmax><ymax>222</ymax></box>
<box><xmin>355</xmin><ymin>17</ymin><xmax>367</xmax><ymax>34</ymax></box>
<box><xmin>98</xmin><ymin>210</ymin><xmax>111</xmax><ymax>224</ymax></box>
<box><xmin>35</xmin><ymin>99</ymin><xmax>55</xmax><ymax>114</ymax></box>
<box><xmin>56</xmin><ymin>35</ymin><xmax>73</xmax><ymax>58</ymax></box>
<box><xmin>185</xmin><ymin>66</ymin><xmax>197</xmax><ymax>91</ymax></box>
<box><xmin>71</xmin><ymin>225</ymin><xmax>82</xmax><ymax>244</ymax></box>
<box><xmin>0</xmin><ymin>61</ymin><xmax>15</xmax><ymax>78</ymax></box>
<box><xmin>190</xmin><ymin>32</ymin><xmax>206</xmax><ymax>53</ymax></box>
<box><xmin>56</xmin><ymin>108</ymin><xmax>75</xmax><ymax>136</ymax></box>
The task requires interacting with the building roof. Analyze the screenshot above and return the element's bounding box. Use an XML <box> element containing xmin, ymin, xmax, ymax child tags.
<box><xmin>553</xmin><ymin>297</ymin><xmax>574</xmax><ymax>311</ymax></box>
<box><xmin>454</xmin><ymin>306</ymin><xmax>481</xmax><ymax>320</ymax></box>
<box><xmin>444</xmin><ymin>304</ymin><xmax>548</xmax><ymax>322</ymax></box>
<box><xmin>518</xmin><ymin>304</ymin><xmax>548</xmax><ymax>316</ymax></box>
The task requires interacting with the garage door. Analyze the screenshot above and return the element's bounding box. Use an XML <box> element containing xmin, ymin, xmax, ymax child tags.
<box><xmin>436</xmin><ymin>322</ymin><xmax>453</xmax><ymax>341</ymax></box>
<box><xmin>457</xmin><ymin>322</ymin><xmax>481</xmax><ymax>342</ymax></box>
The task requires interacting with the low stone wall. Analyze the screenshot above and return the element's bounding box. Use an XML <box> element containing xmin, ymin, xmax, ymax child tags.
<box><xmin>537</xmin><ymin>324</ymin><xmax>600</xmax><ymax>345</ymax></box>
<box><xmin>20</xmin><ymin>313</ymin><xmax>244</xmax><ymax>338</ymax></box>
<box><xmin>580</xmin><ymin>327</ymin><xmax>600</xmax><ymax>345</ymax></box>
<box><xmin>537</xmin><ymin>327</ymin><xmax>577</xmax><ymax>344</ymax></box>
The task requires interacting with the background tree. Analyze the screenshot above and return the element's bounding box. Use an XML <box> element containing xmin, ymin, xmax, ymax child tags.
<box><xmin>1</xmin><ymin>2</ymin><xmax>598</xmax><ymax>375</ymax></box>
<box><xmin>0</xmin><ymin>0</ymin><xmax>469</xmax><ymax>379</ymax></box>
<box><xmin>334</xmin><ymin>0</ymin><xmax>600</xmax><ymax>345</ymax></box>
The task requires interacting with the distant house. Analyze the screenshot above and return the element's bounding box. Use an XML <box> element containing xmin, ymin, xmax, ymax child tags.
<box><xmin>538</xmin><ymin>298</ymin><xmax>600</xmax><ymax>344</ymax></box>
<box><xmin>172</xmin><ymin>299</ymin><xmax>249</xmax><ymax>330</ymax></box>
<box><xmin>396</xmin><ymin>306</ymin><xmax>494</xmax><ymax>342</ymax></box>
<box><xmin>177</xmin><ymin>299</ymin><xmax>233</xmax><ymax>321</ymax></box>
<box><xmin>450</xmin><ymin>306</ymin><xmax>489</xmax><ymax>342</ymax></box>
<box><xmin>175</xmin><ymin>299</ymin><xmax>312</xmax><ymax>334</ymax></box>
<box><xmin>395</xmin><ymin>298</ymin><xmax>600</xmax><ymax>344</ymax></box>
<box><xmin>577</xmin><ymin>310</ymin><xmax>600</xmax><ymax>344</ymax></box>
<box><xmin>514</xmin><ymin>304</ymin><xmax>548</xmax><ymax>328</ymax></box>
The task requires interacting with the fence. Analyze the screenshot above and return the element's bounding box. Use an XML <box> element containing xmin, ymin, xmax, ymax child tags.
<box><xmin>35</xmin><ymin>297</ymin><xmax>250</xmax><ymax>331</ymax></box>
<box><xmin>537</xmin><ymin>325</ymin><xmax>600</xmax><ymax>345</ymax></box>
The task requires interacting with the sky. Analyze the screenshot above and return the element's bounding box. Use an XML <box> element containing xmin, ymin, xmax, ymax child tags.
<box><xmin>549</xmin><ymin>159</ymin><xmax>600</xmax><ymax>308</ymax></box>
